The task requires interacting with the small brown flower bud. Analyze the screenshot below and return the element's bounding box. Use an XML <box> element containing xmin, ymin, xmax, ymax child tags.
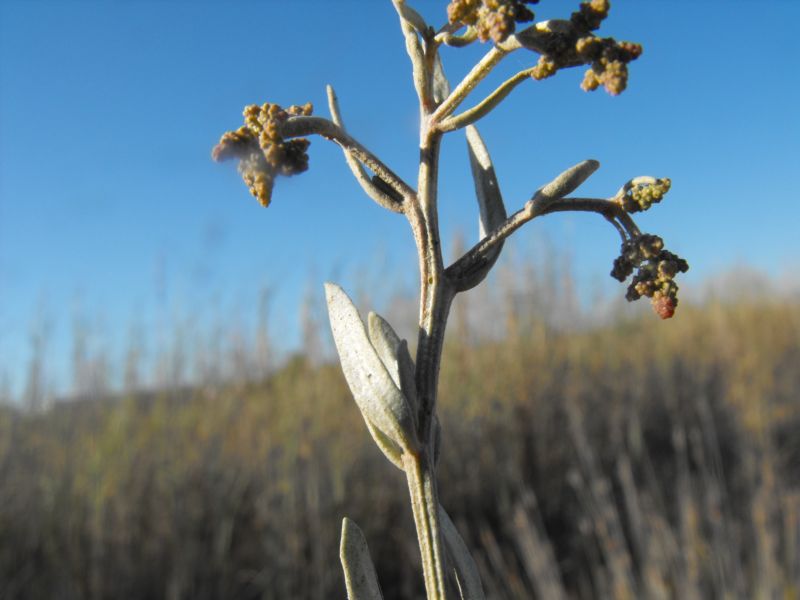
<box><xmin>581</xmin><ymin>69</ymin><xmax>601</xmax><ymax>92</ymax></box>
<box><xmin>531</xmin><ymin>56</ymin><xmax>557</xmax><ymax>80</ymax></box>
<box><xmin>652</xmin><ymin>295</ymin><xmax>676</xmax><ymax>319</ymax></box>
<box><xmin>616</xmin><ymin>177</ymin><xmax>671</xmax><ymax>213</ymax></box>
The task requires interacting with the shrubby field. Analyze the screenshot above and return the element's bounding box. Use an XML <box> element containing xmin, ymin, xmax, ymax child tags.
<box><xmin>1</xmin><ymin>271</ymin><xmax>798</xmax><ymax>599</ymax></box>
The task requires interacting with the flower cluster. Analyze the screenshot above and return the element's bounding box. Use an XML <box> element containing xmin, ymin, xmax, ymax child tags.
<box><xmin>447</xmin><ymin>0</ymin><xmax>538</xmax><ymax>44</ymax></box>
<box><xmin>570</xmin><ymin>0</ymin><xmax>610</xmax><ymax>32</ymax></box>
<box><xmin>212</xmin><ymin>102</ymin><xmax>313</xmax><ymax>207</ymax></box>
<box><xmin>519</xmin><ymin>1</ymin><xmax>642</xmax><ymax>94</ymax></box>
<box><xmin>576</xmin><ymin>36</ymin><xmax>642</xmax><ymax>95</ymax></box>
<box><xmin>611</xmin><ymin>234</ymin><xmax>689</xmax><ymax>319</ymax></box>
<box><xmin>614</xmin><ymin>177</ymin><xmax>671</xmax><ymax>213</ymax></box>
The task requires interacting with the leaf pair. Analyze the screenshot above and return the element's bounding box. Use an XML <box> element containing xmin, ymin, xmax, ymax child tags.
<box><xmin>325</xmin><ymin>283</ymin><xmax>419</xmax><ymax>468</ymax></box>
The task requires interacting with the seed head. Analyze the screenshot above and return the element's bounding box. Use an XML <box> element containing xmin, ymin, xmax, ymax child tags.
<box><xmin>611</xmin><ymin>234</ymin><xmax>689</xmax><ymax>319</ymax></box>
<box><xmin>576</xmin><ymin>36</ymin><xmax>642</xmax><ymax>96</ymax></box>
<box><xmin>570</xmin><ymin>0</ymin><xmax>610</xmax><ymax>33</ymax></box>
<box><xmin>516</xmin><ymin>3</ymin><xmax>642</xmax><ymax>95</ymax></box>
<box><xmin>447</xmin><ymin>0</ymin><xmax>538</xmax><ymax>44</ymax></box>
<box><xmin>212</xmin><ymin>101</ymin><xmax>313</xmax><ymax>207</ymax></box>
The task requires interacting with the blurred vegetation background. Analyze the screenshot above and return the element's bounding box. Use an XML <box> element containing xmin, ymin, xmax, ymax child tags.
<box><xmin>1</xmin><ymin>256</ymin><xmax>798</xmax><ymax>599</ymax></box>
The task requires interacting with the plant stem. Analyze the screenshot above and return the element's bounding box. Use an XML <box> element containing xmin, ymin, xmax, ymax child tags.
<box><xmin>404</xmin><ymin>452</ymin><xmax>449</xmax><ymax>600</ymax></box>
<box><xmin>437</xmin><ymin>67</ymin><xmax>535</xmax><ymax>133</ymax></box>
<box><xmin>447</xmin><ymin>195</ymin><xmax>640</xmax><ymax>289</ymax></box>
<box><xmin>404</xmin><ymin>104</ymin><xmax>454</xmax><ymax>597</ymax></box>
<box><xmin>326</xmin><ymin>85</ymin><xmax>405</xmax><ymax>213</ymax></box>
<box><xmin>430</xmin><ymin>45</ymin><xmax>508</xmax><ymax>123</ymax></box>
<box><xmin>413</xmin><ymin>131</ymin><xmax>449</xmax><ymax>445</ymax></box>
<box><xmin>281</xmin><ymin>116</ymin><xmax>416</xmax><ymax>202</ymax></box>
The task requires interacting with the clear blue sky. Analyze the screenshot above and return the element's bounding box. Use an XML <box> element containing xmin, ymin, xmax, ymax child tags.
<box><xmin>1</xmin><ymin>1</ymin><xmax>798</xmax><ymax>399</ymax></box>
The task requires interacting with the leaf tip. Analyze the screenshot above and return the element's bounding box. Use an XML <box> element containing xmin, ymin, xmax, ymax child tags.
<box><xmin>324</xmin><ymin>281</ymin><xmax>342</xmax><ymax>302</ymax></box>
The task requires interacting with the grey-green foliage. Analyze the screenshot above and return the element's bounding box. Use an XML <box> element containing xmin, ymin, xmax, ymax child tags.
<box><xmin>324</xmin><ymin>283</ymin><xmax>418</xmax><ymax>464</ymax></box>
<box><xmin>439</xmin><ymin>506</ymin><xmax>486</xmax><ymax>600</ymax></box>
<box><xmin>209</xmin><ymin>1</ymin><xmax>685</xmax><ymax>597</ymax></box>
<box><xmin>341</xmin><ymin>518</ymin><xmax>385</xmax><ymax>600</ymax></box>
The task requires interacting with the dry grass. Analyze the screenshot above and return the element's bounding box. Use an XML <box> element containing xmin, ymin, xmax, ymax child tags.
<box><xmin>1</xmin><ymin>275</ymin><xmax>798</xmax><ymax>599</ymax></box>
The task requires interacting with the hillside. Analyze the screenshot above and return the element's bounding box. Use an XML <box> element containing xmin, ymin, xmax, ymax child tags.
<box><xmin>1</xmin><ymin>297</ymin><xmax>798</xmax><ymax>599</ymax></box>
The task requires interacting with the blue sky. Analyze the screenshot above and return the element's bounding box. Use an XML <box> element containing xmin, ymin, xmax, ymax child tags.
<box><xmin>1</xmin><ymin>1</ymin><xmax>798</xmax><ymax>399</ymax></box>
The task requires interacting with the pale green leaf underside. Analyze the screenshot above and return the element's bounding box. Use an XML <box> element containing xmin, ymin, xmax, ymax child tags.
<box><xmin>325</xmin><ymin>283</ymin><xmax>418</xmax><ymax>454</ymax></box>
<box><xmin>466</xmin><ymin>125</ymin><xmax>507</xmax><ymax>241</ymax></box>
<box><xmin>340</xmin><ymin>518</ymin><xmax>385</xmax><ymax>600</ymax></box>
<box><xmin>440</xmin><ymin>505</ymin><xmax>486</xmax><ymax>600</ymax></box>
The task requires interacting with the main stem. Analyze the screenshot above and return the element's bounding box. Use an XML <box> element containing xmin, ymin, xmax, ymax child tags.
<box><xmin>406</xmin><ymin>105</ymin><xmax>455</xmax><ymax>597</ymax></box>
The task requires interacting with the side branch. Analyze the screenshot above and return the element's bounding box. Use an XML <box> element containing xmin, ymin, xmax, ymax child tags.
<box><xmin>542</xmin><ymin>197</ymin><xmax>641</xmax><ymax>239</ymax></box>
<box><xmin>446</xmin><ymin>159</ymin><xmax>600</xmax><ymax>291</ymax></box>
<box><xmin>446</xmin><ymin>195</ymin><xmax>637</xmax><ymax>291</ymax></box>
<box><xmin>437</xmin><ymin>67</ymin><xmax>535</xmax><ymax>133</ymax></box>
<box><xmin>435</xmin><ymin>26</ymin><xmax>478</xmax><ymax>48</ymax></box>
<box><xmin>430</xmin><ymin>44</ymin><xmax>509</xmax><ymax>124</ymax></box>
<box><xmin>281</xmin><ymin>116</ymin><xmax>417</xmax><ymax>203</ymax></box>
<box><xmin>326</xmin><ymin>85</ymin><xmax>404</xmax><ymax>213</ymax></box>
<box><xmin>445</xmin><ymin>200</ymin><xmax>534</xmax><ymax>291</ymax></box>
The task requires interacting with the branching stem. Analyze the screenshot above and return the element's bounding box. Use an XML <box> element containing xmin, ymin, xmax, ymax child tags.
<box><xmin>437</xmin><ymin>67</ymin><xmax>535</xmax><ymax>132</ymax></box>
<box><xmin>281</xmin><ymin>116</ymin><xmax>416</xmax><ymax>205</ymax></box>
<box><xmin>435</xmin><ymin>26</ymin><xmax>478</xmax><ymax>47</ymax></box>
<box><xmin>215</xmin><ymin>5</ymin><xmax>678</xmax><ymax>599</ymax></box>
<box><xmin>430</xmin><ymin>45</ymin><xmax>508</xmax><ymax>123</ymax></box>
<box><xmin>326</xmin><ymin>86</ymin><xmax>405</xmax><ymax>213</ymax></box>
<box><xmin>404</xmin><ymin>116</ymin><xmax>453</xmax><ymax>599</ymax></box>
<box><xmin>447</xmin><ymin>196</ymin><xmax>639</xmax><ymax>292</ymax></box>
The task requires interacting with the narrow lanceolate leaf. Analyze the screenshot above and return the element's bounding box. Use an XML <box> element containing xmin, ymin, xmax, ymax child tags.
<box><xmin>364</xmin><ymin>312</ymin><xmax>417</xmax><ymax>468</ymax></box>
<box><xmin>395</xmin><ymin>340</ymin><xmax>418</xmax><ymax>414</ymax></box>
<box><xmin>439</xmin><ymin>506</ymin><xmax>486</xmax><ymax>600</ymax></box>
<box><xmin>367</xmin><ymin>312</ymin><xmax>403</xmax><ymax>385</ymax></box>
<box><xmin>393</xmin><ymin>0</ymin><xmax>429</xmax><ymax>36</ymax></box>
<box><xmin>456</xmin><ymin>125</ymin><xmax>507</xmax><ymax>290</ymax></box>
<box><xmin>340</xmin><ymin>518</ymin><xmax>385</xmax><ymax>600</ymax></box>
<box><xmin>367</xmin><ymin>312</ymin><xmax>418</xmax><ymax>416</ymax></box>
<box><xmin>325</xmin><ymin>283</ymin><xmax>418</xmax><ymax>454</ymax></box>
<box><xmin>534</xmin><ymin>159</ymin><xmax>600</xmax><ymax>206</ymax></box>
<box><xmin>466</xmin><ymin>126</ymin><xmax>507</xmax><ymax>240</ymax></box>
<box><xmin>432</xmin><ymin>53</ymin><xmax>451</xmax><ymax>104</ymax></box>
<box><xmin>364</xmin><ymin>419</ymin><xmax>404</xmax><ymax>470</ymax></box>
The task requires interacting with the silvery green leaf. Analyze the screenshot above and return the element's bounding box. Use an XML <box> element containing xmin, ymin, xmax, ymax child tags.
<box><xmin>433</xmin><ymin>53</ymin><xmax>451</xmax><ymax>104</ymax></box>
<box><xmin>396</xmin><ymin>339</ymin><xmax>418</xmax><ymax>412</ymax></box>
<box><xmin>325</xmin><ymin>283</ymin><xmax>418</xmax><ymax>454</ymax></box>
<box><xmin>391</xmin><ymin>1</ymin><xmax>429</xmax><ymax>104</ymax></box>
<box><xmin>466</xmin><ymin>126</ymin><xmax>507</xmax><ymax>240</ymax></box>
<box><xmin>367</xmin><ymin>312</ymin><xmax>403</xmax><ymax>385</ymax></box>
<box><xmin>364</xmin><ymin>418</ymin><xmax>404</xmax><ymax>470</ymax></box>
<box><xmin>439</xmin><ymin>506</ymin><xmax>485</xmax><ymax>600</ymax></box>
<box><xmin>457</xmin><ymin>125</ymin><xmax>507</xmax><ymax>289</ymax></box>
<box><xmin>340</xmin><ymin>518</ymin><xmax>385</xmax><ymax>600</ymax></box>
<box><xmin>535</xmin><ymin>160</ymin><xmax>599</xmax><ymax>204</ymax></box>
<box><xmin>368</xmin><ymin>312</ymin><xmax>419</xmax><ymax>418</ymax></box>
<box><xmin>393</xmin><ymin>0</ymin><xmax>429</xmax><ymax>35</ymax></box>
